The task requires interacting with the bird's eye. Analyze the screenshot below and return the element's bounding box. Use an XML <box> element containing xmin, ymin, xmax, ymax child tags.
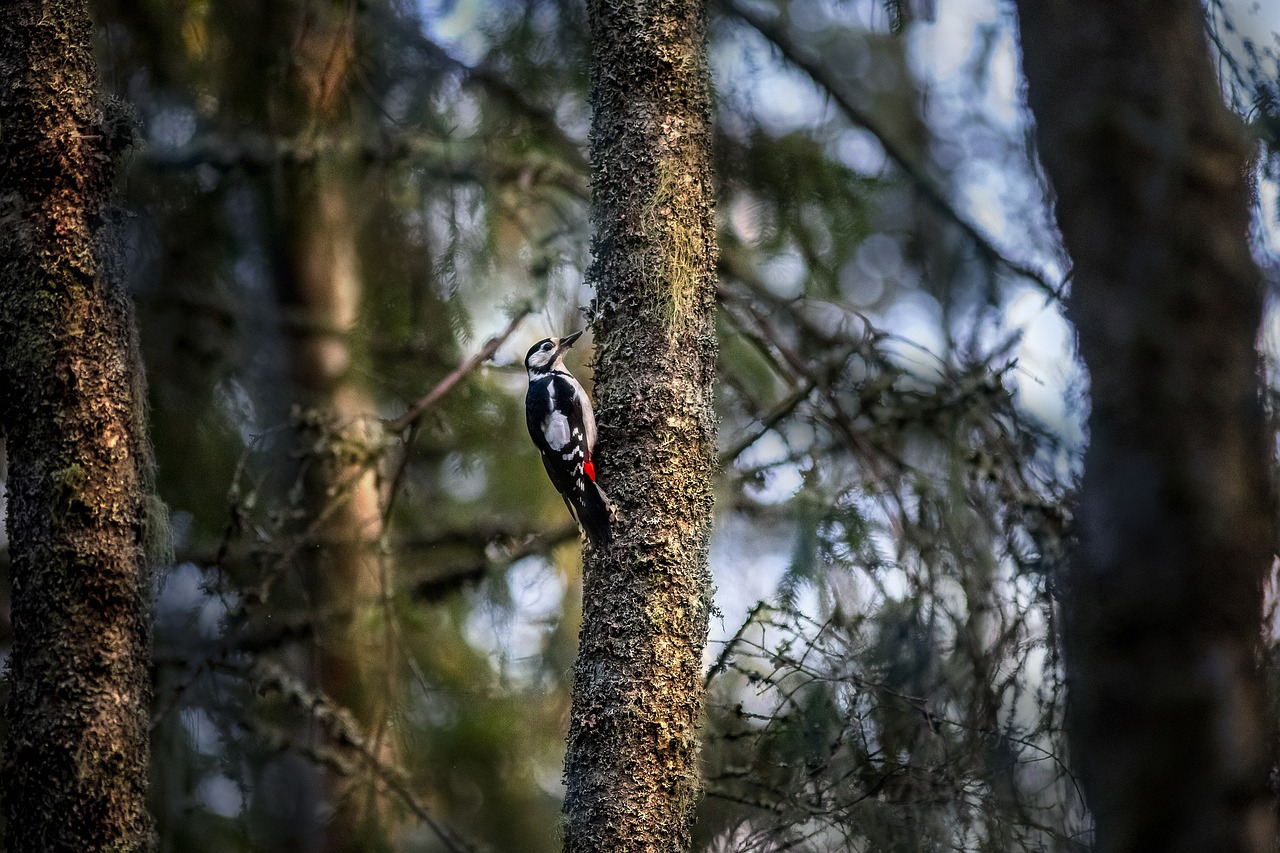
<box><xmin>542</xmin><ymin>342</ymin><xmax>553</xmax><ymax>350</ymax></box>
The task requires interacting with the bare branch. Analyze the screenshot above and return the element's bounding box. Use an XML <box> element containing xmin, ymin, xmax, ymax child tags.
<box><xmin>721</xmin><ymin>0</ymin><xmax>1064</xmax><ymax>299</ymax></box>
<box><xmin>139</xmin><ymin>131</ymin><xmax>590</xmax><ymax>200</ymax></box>
<box><xmin>410</xmin><ymin>522</ymin><xmax>581</xmax><ymax>601</ymax></box>
<box><xmin>387</xmin><ymin>308</ymin><xmax>532</xmax><ymax>434</ymax></box>
<box><xmin>361</xmin><ymin>3</ymin><xmax>589</xmax><ymax>174</ymax></box>
<box><xmin>379</xmin><ymin>307</ymin><xmax>532</xmax><ymax>531</ymax></box>
<box><xmin>253</xmin><ymin>663</ymin><xmax>484</xmax><ymax>853</ymax></box>
<box><xmin>719</xmin><ymin>380</ymin><xmax>818</xmax><ymax>466</ymax></box>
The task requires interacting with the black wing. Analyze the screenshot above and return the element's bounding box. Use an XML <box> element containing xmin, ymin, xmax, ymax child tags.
<box><xmin>525</xmin><ymin>375</ymin><xmax>611</xmax><ymax>547</ymax></box>
<box><xmin>525</xmin><ymin>375</ymin><xmax>588</xmax><ymax>494</ymax></box>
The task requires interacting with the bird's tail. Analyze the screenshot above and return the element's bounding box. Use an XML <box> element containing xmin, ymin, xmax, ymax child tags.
<box><xmin>575</xmin><ymin>481</ymin><xmax>613</xmax><ymax>549</ymax></box>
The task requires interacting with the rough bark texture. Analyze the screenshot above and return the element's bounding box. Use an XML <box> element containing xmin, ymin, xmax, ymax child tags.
<box><xmin>0</xmin><ymin>2</ymin><xmax>155</xmax><ymax>851</ymax></box>
<box><xmin>562</xmin><ymin>1</ymin><xmax>718</xmax><ymax>851</ymax></box>
<box><xmin>1015</xmin><ymin>3</ymin><xmax>1274</xmax><ymax>851</ymax></box>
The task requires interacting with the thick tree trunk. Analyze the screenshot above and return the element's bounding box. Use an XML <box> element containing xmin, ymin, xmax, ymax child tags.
<box><xmin>0</xmin><ymin>2</ymin><xmax>155</xmax><ymax>851</ymax></box>
<box><xmin>1015</xmin><ymin>3</ymin><xmax>1274</xmax><ymax>851</ymax></box>
<box><xmin>562</xmin><ymin>1</ymin><xmax>718</xmax><ymax>851</ymax></box>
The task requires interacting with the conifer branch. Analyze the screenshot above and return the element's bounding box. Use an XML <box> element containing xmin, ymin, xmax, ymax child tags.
<box><xmin>722</xmin><ymin>0</ymin><xmax>1063</xmax><ymax>299</ymax></box>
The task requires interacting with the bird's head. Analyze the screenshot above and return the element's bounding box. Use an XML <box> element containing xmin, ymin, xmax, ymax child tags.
<box><xmin>525</xmin><ymin>330</ymin><xmax>583</xmax><ymax>375</ymax></box>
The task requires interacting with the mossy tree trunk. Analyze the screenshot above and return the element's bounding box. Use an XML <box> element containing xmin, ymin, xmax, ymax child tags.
<box><xmin>562</xmin><ymin>1</ymin><xmax>718</xmax><ymax>851</ymax></box>
<box><xmin>1015</xmin><ymin>2</ymin><xmax>1274</xmax><ymax>850</ymax></box>
<box><xmin>0</xmin><ymin>2</ymin><xmax>155</xmax><ymax>850</ymax></box>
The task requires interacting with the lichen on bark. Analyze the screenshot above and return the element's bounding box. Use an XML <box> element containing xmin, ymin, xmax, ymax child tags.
<box><xmin>0</xmin><ymin>2</ymin><xmax>156</xmax><ymax>850</ymax></box>
<box><xmin>561</xmin><ymin>1</ymin><xmax>719</xmax><ymax>851</ymax></box>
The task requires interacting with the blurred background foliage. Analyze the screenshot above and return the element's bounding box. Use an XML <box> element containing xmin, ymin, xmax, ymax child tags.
<box><xmin>0</xmin><ymin>0</ymin><xmax>1276</xmax><ymax>851</ymax></box>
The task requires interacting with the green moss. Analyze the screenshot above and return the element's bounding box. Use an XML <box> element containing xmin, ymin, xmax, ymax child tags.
<box><xmin>50</xmin><ymin>463</ymin><xmax>88</xmax><ymax>513</ymax></box>
<box><xmin>143</xmin><ymin>492</ymin><xmax>173</xmax><ymax>568</ymax></box>
<box><xmin>644</xmin><ymin>158</ymin><xmax>705</xmax><ymax>333</ymax></box>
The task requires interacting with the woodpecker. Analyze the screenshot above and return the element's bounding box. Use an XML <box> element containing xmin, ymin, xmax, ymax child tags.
<box><xmin>524</xmin><ymin>330</ymin><xmax>612</xmax><ymax>548</ymax></box>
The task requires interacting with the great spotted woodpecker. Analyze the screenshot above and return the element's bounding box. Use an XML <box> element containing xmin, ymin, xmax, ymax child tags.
<box><xmin>524</xmin><ymin>331</ymin><xmax>613</xmax><ymax>548</ymax></box>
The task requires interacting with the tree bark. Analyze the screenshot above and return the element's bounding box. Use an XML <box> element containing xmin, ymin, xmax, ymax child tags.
<box><xmin>0</xmin><ymin>2</ymin><xmax>155</xmax><ymax>850</ymax></box>
<box><xmin>275</xmin><ymin>162</ymin><xmax>390</xmax><ymax>853</ymax></box>
<box><xmin>562</xmin><ymin>1</ymin><xmax>718</xmax><ymax>851</ymax></box>
<box><xmin>261</xmin><ymin>8</ymin><xmax>391</xmax><ymax>849</ymax></box>
<box><xmin>1014</xmin><ymin>3</ymin><xmax>1274</xmax><ymax>851</ymax></box>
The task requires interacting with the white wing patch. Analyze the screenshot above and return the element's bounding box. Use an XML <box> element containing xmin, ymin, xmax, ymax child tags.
<box><xmin>543</xmin><ymin>411</ymin><xmax>571</xmax><ymax>450</ymax></box>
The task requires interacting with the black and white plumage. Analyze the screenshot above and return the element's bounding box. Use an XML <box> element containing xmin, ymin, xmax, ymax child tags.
<box><xmin>524</xmin><ymin>330</ymin><xmax>613</xmax><ymax>548</ymax></box>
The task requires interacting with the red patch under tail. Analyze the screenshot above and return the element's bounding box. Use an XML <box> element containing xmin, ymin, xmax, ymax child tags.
<box><xmin>583</xmin><ymin>460</ymin><xmax>596</xmax><ymax>482</ymax></box>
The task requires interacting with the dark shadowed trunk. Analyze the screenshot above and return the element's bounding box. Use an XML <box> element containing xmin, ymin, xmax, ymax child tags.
<box><xmin>0</xmin><ymin>2</ymin><xmax>155</xmax><ymax>850</ymax></box>
<box><xmin>561</xmin><ymin>1</ymin><xmax>718</xmax><ymax>850</ymax></box>
<box><xmin>1015</xmin><ymin>2</ymin><xmax>1274</xmax><ymax>850</ymax></box>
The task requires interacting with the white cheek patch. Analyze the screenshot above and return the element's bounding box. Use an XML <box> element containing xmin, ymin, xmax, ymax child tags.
<box><xmin>544</xmin><ymin>411</ymin><xmax>571</xmax><ymax>450</ymax></box>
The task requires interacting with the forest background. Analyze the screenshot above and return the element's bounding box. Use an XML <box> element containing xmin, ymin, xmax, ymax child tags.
<box><xmin>1</xmin><ymin>0</ymin><xmax>1279</xmax><ymax>851</ymax></box>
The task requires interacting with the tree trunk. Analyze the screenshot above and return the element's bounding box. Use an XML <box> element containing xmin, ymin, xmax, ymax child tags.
<box><xmin>562</xmin><ymin>1</ymin><xmax>718</xmax><ymax>850</ymax></box>
<box><xmin>275</xmin><ymin>160</ymin><xmax>390</xmax><ymax>853</ymax></box>
<box><xmin>0</xmin><ymin>2</ymin><xmax>155</xmax><ymax>851</ymax></box>
<box><xmin>264</xmin><ymin>9</ymin><xmax>391</xmax><ymax>850</ymax></box>
<box><xmin>1014</xmin><ymin>3</ymin><xmax>1274</xmax><ymax>850</ymax></box>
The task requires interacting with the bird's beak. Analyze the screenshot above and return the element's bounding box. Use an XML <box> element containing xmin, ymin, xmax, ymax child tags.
<box><xmin>558</xmin><ymin>330</ymin><xmax>584</xmax><ymax>351</ymax></box>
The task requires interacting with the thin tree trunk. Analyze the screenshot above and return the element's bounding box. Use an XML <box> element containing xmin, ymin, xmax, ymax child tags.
<box><xmin>1014</xmin><ymin>2</ymin><xmax>1274</xmax><ymax>850</ymax></box>
<box><xmin>0</xmin><ymin>2</ymin><xmax>155</xmax><ymax>850</ymax></box>
<box><xmin>562</xmin><ymin>1</ymin><xmax>718</xmax><ymax>850</ymax></box>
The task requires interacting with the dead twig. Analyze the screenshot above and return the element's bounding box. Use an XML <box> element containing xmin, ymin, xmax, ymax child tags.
<box><xmin>387</xmin><ymin>309</ymin><xmax>531</xmax><ymax>435</ymax></box>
